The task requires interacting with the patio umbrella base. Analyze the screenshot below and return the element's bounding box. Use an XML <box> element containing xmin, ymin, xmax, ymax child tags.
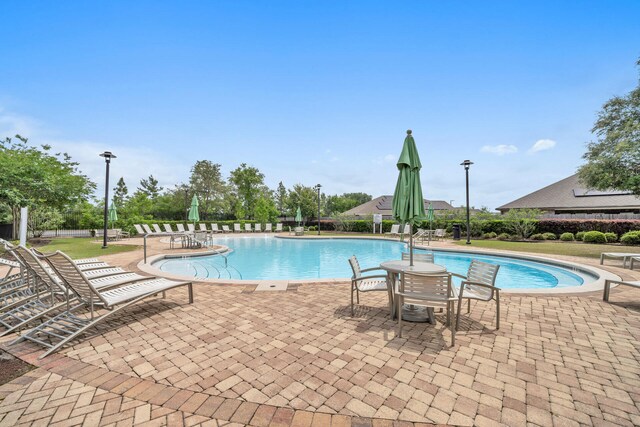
<box><xmin>401</xmin><ymin>304</ymin><xmax>435</xmax><ymax>323</ymax></box>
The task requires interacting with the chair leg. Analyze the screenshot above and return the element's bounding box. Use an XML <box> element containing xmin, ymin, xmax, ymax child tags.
<box><xmin>188</xmin><ymin>283</ymin><xmax>194</xmax><ymax>304</ymax></box>
<box><xmin>456</xmin><ymin>288</ymin><xmax>464</xmax><ymax>331</ymax></box>
<box><xmin>397</xmin><ymin>295</ymin><xmax>403</xmax><ymax>338</ymax></box>
<box><xmin>351</xmin><ymin>283</ymin><xmax>354</xmax><ymax>316</ymax></box>
<box><xmin>495</xmin><ymin>290</ymin><xmax>500</xmax><ymax>330</ymax></box>
<box><xmin>467</xmin><ymin>298</ymin><xmax>470</xmax><ymax>313</ymax></box>
<box><xmin>603</xmin><ymin>280</ymin><xmax>610</xmax><ymax>301</ymax></box>
<box><xmin>450</xmin><ymin>301</ymin><xmax>455</xmax><ymax>346</ymax></box>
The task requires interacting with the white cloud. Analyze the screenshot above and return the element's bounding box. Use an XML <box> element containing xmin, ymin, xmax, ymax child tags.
<box><xmin>480</xmin><ymin>144</ymin><xmax>518</xmax><ymax>155</ymax></box>
<box><xmin>528</xmin><ymin>139</ymin><xmax>556</xmax><ymax>154</ymax></box>
<box><xmin>372</xmin><ymin>154</ymin><xmax>397</xmax><ymax>165</ymax></box>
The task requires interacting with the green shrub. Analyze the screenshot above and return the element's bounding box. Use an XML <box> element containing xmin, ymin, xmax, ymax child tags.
<box><xmin>483</xmin><ymin>232</ymin><xmax>497</xmax><ymax>239</ymax></box>
<box><xmin>560</xmin><ymin>232</ymin><xmax>575</xmax><ymax>241</ymax></box>
<box><xmin>542</xmin><ymin>232</ymin><xmax>557</xmax><ymax>240</ymax></box>
<box><xmin>583</xmin><ymin>231</ymin><xmax>607</xmax><ymax>244</ymax></box>
<box><xmin>530</xmin><ymin>233</ymin><xmax>545</xmax><ymax>240</ymax></box>
<box><xmin>620</xmin><ymin>231</ymin><xmax>640</xmax><ymax>245</ymax></box>
<box><xmin>497</xmin><ymin>233</ymin><xmax>510</xmax><ymax>241</ymax></box>
<box><xmin>604</xmin><ymin>232</ymin><xmax>618</xmax><ymax>243</ymax></box>
<box><xmin>575</xmin><ymin>231</ymin><xmax>585</xmax><ymax>241</ymax></box>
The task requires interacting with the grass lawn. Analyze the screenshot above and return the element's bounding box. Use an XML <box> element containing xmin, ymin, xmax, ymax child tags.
<box><xmin>454</xmin><ymin>239</ymin><xmax>635</xmax><ymax>259</ymax></box>
<box><xmin>35</xmin><ymin>238</ymin><xmax>138</xmax><ymax>258</ymax></box>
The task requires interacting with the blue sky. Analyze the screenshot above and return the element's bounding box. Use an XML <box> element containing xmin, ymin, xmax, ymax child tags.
<box><xmin>1</xmin><ymin>1</ymin><xmax>639</xmax><ymax>210</ymax></box>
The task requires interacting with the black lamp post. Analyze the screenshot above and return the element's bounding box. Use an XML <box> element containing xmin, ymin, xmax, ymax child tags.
<box><xmin>314</xmin><ymin>184</ymin><xmax>322</xmax><ymax>235</ymax></box>
<box><xmin>460</xmin><ymin>160</ymin><xmax>473</xmax><ymax>244</ymax></box>
<box><xmin>99</xmin><ymin>151</ymin><xmax>116</xmax><ymax>249</ymax></box>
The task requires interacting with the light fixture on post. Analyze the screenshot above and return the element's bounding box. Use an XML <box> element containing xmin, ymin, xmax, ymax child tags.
<box><xmin>314</xmin><ymin>184</ymin><xmax>322</xmax><ymax>235</ymax></box>
<box><xmin>99</xmin><ymin>151</ymin><xmax>116</xmax><ymax>249</ymax></box>
<box><xmin>460</xmin><ymin>160</ymin><xmax>473</xmax><ymax>245</ymax></box>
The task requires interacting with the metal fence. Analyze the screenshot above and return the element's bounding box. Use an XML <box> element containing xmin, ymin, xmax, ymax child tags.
<box><xmin>542</xmin><ymin>212</ymin><xmax>640</xmax><ymax>220</ymax></box>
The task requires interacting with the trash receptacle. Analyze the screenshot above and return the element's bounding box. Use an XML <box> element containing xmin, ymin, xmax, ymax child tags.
<box><xmin>452</xmin><ymin>224</ymin><xmax>461</xmax><ymax>240</ymax></box>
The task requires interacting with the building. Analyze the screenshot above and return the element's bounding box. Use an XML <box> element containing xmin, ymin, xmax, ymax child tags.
<box><xmin>342</xmin><ymin>195</ymin><xmax>454</xmax><ymax>219</ymax></box>
<box><xmin>496</xmin><ymin>174</ymin><xmax>640</xmax><ymax>218</ymax></box>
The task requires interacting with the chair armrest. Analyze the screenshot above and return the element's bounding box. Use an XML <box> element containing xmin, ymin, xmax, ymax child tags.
<box><xmin>353</xmin><ymin>275</ymin><xmax>388</xmax><ymax>282</ymax></box>
<box><xmin>461</xmin><ymin>281</ymin><xmax>501</xmax><ymax>291</ymax></box>
<box><xmin>450</xmin><ymin>272</ymin><xmax>467</xmax><ymax>280</ymax></box>
<box><xmin>360</xmin><ymin>267</ymin><xmax>386</xmax><ymax>273</ymax></box>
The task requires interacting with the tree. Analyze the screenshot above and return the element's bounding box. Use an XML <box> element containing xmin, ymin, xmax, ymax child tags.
<box><xmin>229</xmin><ymin>163</ymin><xmax>268</xmax><ymax>219</ymax></box>
<box><xmin>189</xmin><ymin>161</ymin><xmax>227</xmax><ymax>219</ymax></box>
<box><xmin>113</xmin><ymin>177</ymin><xmax>129</xmax><ymax>207</ymax></box>
<box><xmin>138</xmin><ymin>175</ymin><xmax>162</xmax><ymax>199</ymax></box>
<box><xmin>503</xmin><ymin>208</ymin><xmax>542</xmax><ymax>240</ymax></box>
<box><xmin>253</xmin><ymin>196</ymin><xmax>279</xmax><ymax>224</ymax></box>
<box><xmin>325</xmin><ymin>192</ymin><xmax>372</xmax><ymax>215</ymax></box>
<box><xmin>0</xmin><ymin>135</ymin><xmax>95</xmax><ymax>237</ymax></box>
<box><xmin>287</xmin><ymin>184</ymin><xmax>317</xmax><ymax>222</ymax></box>
<box><xmin>275</xmin><ymin>181</ymin><xmax>288</xmax><ymax>215</ymax></box>
<box><xmin>578</xmin><ymin>59</ymin><xmax>640</xmax><ymax>194</ymax></box>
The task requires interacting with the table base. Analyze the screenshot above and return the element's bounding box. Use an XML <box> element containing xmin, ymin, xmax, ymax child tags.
<box><xmin>401</xmin><ymin>305</ymin><xmax>435</xmax><ymax>323</ymax></box>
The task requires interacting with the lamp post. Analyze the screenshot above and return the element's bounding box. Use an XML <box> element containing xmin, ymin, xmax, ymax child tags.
<box><xmin>99</xmin><ymin>151</ymin><xmax>116</xmax><ymax>249</ymax></box>
<box><xmin>460</xmin><ymin>160</ymin><xmax>473</xmax><ymax>245</ymax></box>
<box><xmin>314</xmin><ymin>184</ymin><xmax>322</xmax><ymax>235</ymax></box>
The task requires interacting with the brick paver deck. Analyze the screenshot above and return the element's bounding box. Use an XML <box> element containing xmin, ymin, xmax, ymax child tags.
<box><xmin>0</xmin><ymin>237</ymin><xmax>638</xmax><ymax>426</ymax></box>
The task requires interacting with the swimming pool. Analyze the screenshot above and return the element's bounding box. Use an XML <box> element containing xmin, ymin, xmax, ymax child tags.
<box><xmin>152</xmin><ymin>236</ymin><xmax>598</xmax><ymax>289</ymax></box>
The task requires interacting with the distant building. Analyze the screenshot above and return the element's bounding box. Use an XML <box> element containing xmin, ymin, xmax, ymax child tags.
<box><xmin>342</xmin><ymin>195</ymin><xmax>454</xmax><ymax>219</ymax></box>
<box><xmin>497</xmin><ymin>174</ymin><xmax>640</xmax><ymax>218</ymax></box>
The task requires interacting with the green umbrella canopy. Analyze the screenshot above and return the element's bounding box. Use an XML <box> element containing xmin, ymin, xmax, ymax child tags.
<box><xmin>392</xmin><ymin>130</ymin><xmax>426</xmax><ymax>226</ymax></box>
<box><xmin>188</xmin><ymin>195</ymin><xmax>200</xmax><ymax>223</ymax></box>
<box><xmin>295</xmin><ymin>206</ymin><xmax>302</xmax><ymax>224</ymax></box>
<box><xmin>108</xmin><ymin>202</ymin><xmax>118</xmax><ymax>222</ymax></box>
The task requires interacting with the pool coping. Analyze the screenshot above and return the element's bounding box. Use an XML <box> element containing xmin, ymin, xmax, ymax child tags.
<box><xmin>136</xmin><ymin>235</ymin><xmax>621</xmax><ymax>294</ymax></box>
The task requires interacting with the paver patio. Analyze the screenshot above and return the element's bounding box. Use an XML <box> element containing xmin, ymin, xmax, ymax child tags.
<box><xmin>0</xmin><ymin>237</ymin><xmax>638</xmax><ymax>426</ymax></box>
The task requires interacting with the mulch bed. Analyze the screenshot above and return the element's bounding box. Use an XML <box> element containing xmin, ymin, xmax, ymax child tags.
<box><xmin>0</xmin><ymin>350</ymin><xmax>34</xmax><ymax>386</ymax></box>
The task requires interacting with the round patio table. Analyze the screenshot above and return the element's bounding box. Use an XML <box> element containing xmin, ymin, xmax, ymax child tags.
<box><xmin>380</xmin><ymin>260</ymin><xmax>447</xmax><ymax>323</ymax></box>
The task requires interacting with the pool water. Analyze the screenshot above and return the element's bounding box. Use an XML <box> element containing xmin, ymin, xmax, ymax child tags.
<box><xmin>154</xmin><ymin>236</ymin><xmax>594</xmax><ymax>289</ymax></box>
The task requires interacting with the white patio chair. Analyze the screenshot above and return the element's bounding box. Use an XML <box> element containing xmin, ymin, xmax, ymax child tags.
<box><xmin>254</xmin><ymin>223</ymin><xmax>262</xmax><ymax>233</ymax></box>
<box><xmin>187</xmin><ymin>223</ymin><xmax>196</xmax><ymax>232</ymax></box>
<box><xmin>600</xmin><ymin>252</ymin><xmax>640</xmax><ymax>269</ymax></box>
<box><xmin>385</xmin><ymin>224</ymin><xmax>400</xmax><ymax>238</ymax></box>
<box><xmin>133</xmin><ymin>224</ymin><xmax>145</xmax><ymax>235</ymax></box>
<box><xmin>211</xmin><ymin>224</ymin><xmax>222</xmax><ymax>233</ymax></box>
<box><xmin>176</xmin><ymin>224</ymin><xmax>187</xmax><ymax>233</ymax></box>
<box><xmin>222</xmin><ymin>225</ymin><xmax>231</xmax><ymax>233</ymax></box>
<box><xmin>603</xmin><ymin>278</ymin><xmax>640</xmax><ymax>301</ymax></box>
<box><xmin>401</xmin><ymin>252</ymin><xmax>434</xmax><ymax>263</ymax></box>
<box><xmin>234</xmin><ymin>223</ymin><xmax>242</xmax><ymax>233</ymax></box>
<box><xmin>142</xmin><ymin>224</ymin><xmax>155</xmax><ymax>235</ymax></box>
<box><xmin>152</xmin><ymin>224</ymin><xmax>164</xmax><ymax>234</ymax></box>
<box><xmin>451</xmin><ymin>260</ymin><xmax>501</xmax><ymax>330</ymax></box>
<box><xmin>275</xmin><ymin>223</ymin><xmax>283</xmax><ymax>232</ymax></box>
<box><xmin>348</xmin><ymin>256</ymin><xmax>389</xmax><ymax>316</ymax></box>
<box><xmin>163</xmin><ymin>224</ymin><xmax>174</xmax><ymax>233</ymax></box>
<box><xmin>402</xmin><ymin>224</ymin><xmax>411</xmax><ymax>236</ymax></box>
<box><xmin>199</xmin><ymin>223</ymin><xmax>209</xmax><ymax>232</ymax></box>
<box><xmin>15</xmin><ymin>250</ymin><xmax>193</xmax><ymax>358</ymax></box>
<box><xmin>265</xmin><ymin>223</ymin><xmax>273</xmax><ymax>232</ymax></box>
<box><xmin>245</xmin><ymin>223</ymin><xmax>253</xmax><ymax>232</ymax></box>
<box><xmin>397</xmin><ymin>272</ymin><xmax>457</xmax><ymax>346</ymax></box>
<box><xmin>434</xmin><ymin>229</ymin><xmax>446</xmax><ymax>240</ymax></box>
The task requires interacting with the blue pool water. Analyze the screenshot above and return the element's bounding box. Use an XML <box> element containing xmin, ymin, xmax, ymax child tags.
<box><xmin>154</xmin><ymin>236</ymin><xmax>595</xmax><ymax>289</ymax></box>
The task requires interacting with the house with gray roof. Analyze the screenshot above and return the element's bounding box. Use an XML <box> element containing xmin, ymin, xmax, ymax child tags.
<box><xmin>497</xmin><ymin>174</ymin><xmax>640</xmax><ymax>218</ymax></box>
<box><xmin>342</xmin><ymin>195</ymin><xmax>454</xmax><ymax>219</ymax></box>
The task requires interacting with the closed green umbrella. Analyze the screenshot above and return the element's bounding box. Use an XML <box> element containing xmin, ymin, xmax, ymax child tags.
<box><xmin>392</xmin><ymin>130</ymin><xmax>426</xmax><ymax>266</ymax></box>
<box><xmin>108</xmin><ymin>201</ymin><xmax>118</xmax><ymax>228</ymax></box>
<box><xmin>295</xmin><ymin>206</ymin><xmax>302</xmax><ymax>226</ymax></box>
<box><xmin>426</xmin><ymin>202</ymin><xmax>434</xmax><ymax>244</ymax></box>
<box><xmin>188</xmin><ymin>195</ymin><xmax>200</xmax><ymax>224</ymax></box>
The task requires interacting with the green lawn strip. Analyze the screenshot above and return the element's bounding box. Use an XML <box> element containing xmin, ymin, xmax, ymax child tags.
<box><xmin>36</xmin><ymin>238</ymin><xmax>138</xmax><ymax>258</ymax></box>
<box><xmin>453</xmin><ymin>240</ymin><xmax>634</xmax><ymax>259</ymax></box>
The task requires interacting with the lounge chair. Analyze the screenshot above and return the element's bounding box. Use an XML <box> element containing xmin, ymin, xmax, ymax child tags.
<box><xmin>434</xmin><ymin>229</ymin><xmax>446</xmax><ymax>240</ymax></box>
<box><xmin>142</xmin><ymin>224</ymin><xmax>155</xmax><ymax>235</ymax></box>
<box><xmin>275</xmin><ymin>223</ymin><xmax>283</xmax><ymax>232</ymax></box>
<box><xmin>265</xmin><ymin>224</ymin><xmax>272</xmax><ymax>232</ymax></box>
<box><xmin>397</xmin><ymin>272</ymin><xmax>457</xmax><ymax>346</ymax></box>
<box><xmin>199</xmin><ymin>223</ymin><xmax>210</xmax><ymax>233</ymax></box>
<box><xmin>176</xmin><ymin>224</ymin><xmax>187</xmax><ymax>233</ymax></box>
<box><xmin>401</xmin><ymin>252</ymin><xmax>434</xmax><ymax>263</ymax></box>
<box><xmin>385</xmin><ymin>224</ymin><xmax>400</xmax><ymax>238</ymax></box>
<box><xmin>187</xmin><ymin>223</ymin><xmax>196</xmax><ymax>232</ymax></box>
<box><xmin>163</xmin><ymin>224</ymin><xmax>174</xmax><ymax>233</ymax></box>
<box><xmin>222</xmin><ymin>225</ymin><xmax>231</xmax><ymax>233</ymax></box>
<box><xmin>600</xmin><ymin>252</ymin><xmax>640</xmax><ymax>269</ymax></box>
<box><xmin>14</xmin><ymin>250</ymin><xmax>193</xmax><ymax>358</ymax></box>
<box><xmin>152</xmin><ymin>224</ymin><xmax>165</xmax><ymax>234</ymax></box>
<box><xmin>234</xmin><ymin>223</ymin><xmax>241</xmax><ymax>233</ymax></box>
<box><xmin>245</xmin><ymin>223</ymin><xmax>253</xmax><ymax>232</ymax></box>
<box><xmin>603</xmin><ymin>278</ymin><xmax>640</xmax><ymax>301</ymax></box>
<box><xmin>134</xmin><ymin>224</ymin><xmax>146</xmax><ymax>235</ymax></box>
<box><xmin>209</xmin><ymin>224</ymin><xmax>221</xmax><ymax>233</ymax></box>
<box><xmin>254</xmin><ymin>223</ymin><xmax>262</xmax><ymax>233</ymax></box>
<box><xmin>348</xmin><ymin>256</ymin><xmax>389</xmax><ymax>316</ymax></box>
<box><xmin>401</xmin><ymin>224</ymin><xmax>411</xmax><ymax>236</ymax></box>
<box><xmin>451</xmin><ymin>260</ymin><xmax>501</xmax><ymax>330</ymax></box>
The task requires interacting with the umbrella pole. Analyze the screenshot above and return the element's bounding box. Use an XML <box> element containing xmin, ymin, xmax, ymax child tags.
<box><xmin>409</xmin><ymin>224</ymin><xmax>413</xmax><ymax>266</ymax></box>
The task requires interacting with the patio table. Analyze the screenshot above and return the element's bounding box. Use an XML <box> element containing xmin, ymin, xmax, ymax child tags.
<box><xmin>380</xmin><ymin>260</ymin><xmax>447</xmax><ymax>323</ymax></box>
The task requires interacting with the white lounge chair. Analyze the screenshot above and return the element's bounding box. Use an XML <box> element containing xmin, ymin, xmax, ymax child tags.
<box><xmin>211</xmin><ymin>224</ymin><xmax>222</xmax><ymax>233</ymax></box>
<box><xmin>163</xmin><ymin>224</ymin><xmax>174</xmax><ymax>233</ymax></box>
<box><xmin>187</xmin><ymin>223</ymin><xmax>196</xmax><ymax>233</ymax></box>
<box><xmin>452</xmin><ymin>260</ymin><xmax>501</xmax><ymax>330</ymax></box>
<box><xmin>176</xmin><ymin>224</ymin><xmax>187</xmax><ymax>233</ymax></box>
<box><xmin>142</xmin><ymin>224</ymin><xmax>154</xmax><ymax>235</ymax></box>
<box><xmin>234</xmin><ymin>223</ymin><xmax>241</xmax><ymax>233</ymax></box>
<box><xmin>385</xmin><ymin>224</ymin><xmax>400</xmax><ymax>238</ymax></box>
<box><xmin>275</xmin><ymin>223</ymin><xmax>283</xmax><ymax>232</ymax></box>
<box><xmin>397</xmin><ymin>272</ymin><xmax>457</xmax><ymax>346</ymax></box>
<box><xmin>348</xmin><ymin>256</ymin><xmax>389</xmax><ymax>316</ymax></box>
<box><xmin>401</xmin><ymin>224</ymin><xmax>411</xmax><ymax>236</ymax></box>
<box><xmin>222</xmin><ymin>225</ymin><xmax>231</xmax><ymax>233</ymax></box>
<box><xmin>152</xmin><ymin>224</ymin><xmax>164</xmax><ymax>234</ymax></box>
<box><xmin>245</xmin><ymin>223</ymin><xmax>253</xmax><ymax>232</ymax></box>
<box><xmin>265</xmin><ymin>224</ymin><xmax>273</xmax><ymax>232</ymax></box>
<box><xmin>600</xmin><ymin>252</ymin><xmax>640</xmax><ymax>269</ymax></box>
<box><xmin>434</xmin><ymin>229</ymin><xmax>446</xmax><ymax>240</ymax></box>
<box><xmin>199</xmin><ymin>223</ymin><xmax>209</xmax><ymax>232</ymax></box>
<box><xmin>134</xmin><ymin>224</ymin><xmax>146</xmax><ymax>235</ymax></box>
<box><xmin>15</xmin><ymin>250</ymin><xmax>193</xmax><ymax>358</ymax></box>
<box><xmin>254</xmin><ymin>224</ymin><xmax>262</xmax><ymax>233</ymax></box>
<box><xmin>603</xmin><ymin>278</ymin><xmax>640</xmax><ymax>301</ymax></box>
